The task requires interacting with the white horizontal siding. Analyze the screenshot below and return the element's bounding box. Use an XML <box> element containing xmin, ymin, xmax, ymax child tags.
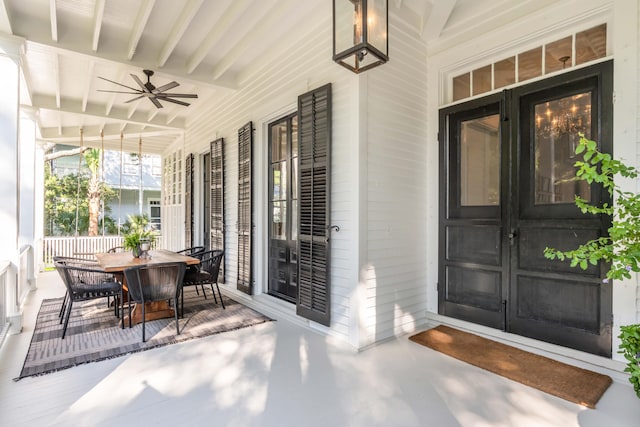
<box><xmin>165</xmin><ymin>12</ymin><xmax>359</xmax><ymax>346</ymax></box>
<box><xmin>364</xmin><ymin>16</ymin><xmax>429</xmax><ymax>345</ymax></box>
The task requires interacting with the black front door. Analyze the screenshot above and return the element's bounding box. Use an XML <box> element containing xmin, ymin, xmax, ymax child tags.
<box><xmin>268</xmin><ymin>113</ymin><xmax>298</xmax><ymax>302</ymax></box>
<box><xmin>439</xmin><ymin>61</ymin><xmax>613</xmax><ymax>357</ymax></box>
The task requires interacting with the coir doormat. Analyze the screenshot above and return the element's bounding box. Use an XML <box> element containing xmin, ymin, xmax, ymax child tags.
<box><xmin>409</xmin><ymin>325</ymin><xmax>612</xmax><ymax>408</ymax></box>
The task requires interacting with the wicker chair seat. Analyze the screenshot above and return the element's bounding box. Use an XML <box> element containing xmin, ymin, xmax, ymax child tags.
<box><xmin>72</xmin><ymin>281</ymin><xmax>122</xmax><ymax>299</ymax></box>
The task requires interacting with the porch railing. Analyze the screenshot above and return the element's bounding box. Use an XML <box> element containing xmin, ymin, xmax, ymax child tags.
<box><xmin>42</xmin><ymin>236</ymin><xmax>164</xmax><ymax>268</ymax></box>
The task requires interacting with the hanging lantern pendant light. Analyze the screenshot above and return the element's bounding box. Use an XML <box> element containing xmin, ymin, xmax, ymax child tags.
<box><xmin>333</xmin><ymin>0</ymin><xmax>388</xmax><ymax>73</ymax></box>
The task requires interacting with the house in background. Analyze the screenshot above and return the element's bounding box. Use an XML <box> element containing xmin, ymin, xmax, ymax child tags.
<box><xmin>49</xmin><ymin>145</ymin><xmax>162</xmax><ymax>231</ymax></box>
<box><xmin>0</xmin><ymin>0</ymin><xmax>637</xmax><ymax>384</ymax></box>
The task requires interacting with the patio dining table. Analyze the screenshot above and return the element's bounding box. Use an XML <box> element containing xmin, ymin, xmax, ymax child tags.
<box><xmin>95</xmin><ymin>249</ymin><xmax>200</xmax><ymax>325</ymax></box>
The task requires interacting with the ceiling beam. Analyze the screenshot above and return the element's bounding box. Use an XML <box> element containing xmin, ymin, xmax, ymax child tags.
<box><xmin>212</xmin><ymin>0</ymin><xmax>296</xmax><ymax>80</ymax></box>
<box><xmin>30</xmin><ymin>94</ymin><xmax>186</xmax><ymax>130</ymax></box>
<box><xmin>53</xmin><ymin>53</ymin><xmax>60</xmax><ymax>108</ymax></box>
<box><xmin>423</xmin><ymin>0</ymin><xmax>457</xmax><ymax>40</ymax></box>
<box><xmin>92</xmin><ymin>0</ymin><xmax>106</xmax><ymax>52</ymax></box>
<box><xmin>158</xmin><ymin>0</ymin><xmax>204</xmax><ymax>67</ymax></box>
<box><xmin>0</xmin><ymin>0</ymin><xmax>12</xmax><ymax>34</ymax></box>
<box><xmin>105</xmin><ymin>69</ymin><xmax>127</xmax><ymax>116</ymax></box>
<box><xmin>39</xmin><ymin>124</ymin><xmax>181</xmax><ymax>150</ymax></box>
<box><xmin>127</xmin><ymin>0</ymin><xmax>156</xmax><ymax>60</ymax></box>
<box><xmin>186</xmin><ymin>0</ymin><xmax>251</xmax><ymax>74</ymax></box>
<box><xmin>82</xmin><ymin>61</ymin><xmax>95</xmax><ymax>112</ymax></box>
<box><xmin>23</xmin><ymin>39</ymin><xmax>238</xmax><ymax>91</ymax></box>
<box><xmin>49</xmin><ymin>0</ymin><xmax>58</xmax><ymax>42</ymax></box>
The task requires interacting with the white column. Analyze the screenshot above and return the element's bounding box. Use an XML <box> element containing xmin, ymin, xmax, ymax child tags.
<box><xmin>0</xmin><ymin>34</ymin><xmax>24</xmax><ymax>333</ymax></box>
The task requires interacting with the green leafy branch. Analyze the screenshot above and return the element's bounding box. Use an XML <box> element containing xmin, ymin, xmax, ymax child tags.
<box><xmin>544</xmin><ymin>134</ymin><xmax>640</xmax><ymax>398</ymax></box>
<box><xmin>544</xmin><ymin>135</ymin><xmax>640</xmax><ymax>281</ymax></box>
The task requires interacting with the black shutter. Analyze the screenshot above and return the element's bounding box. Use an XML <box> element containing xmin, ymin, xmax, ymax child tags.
<box><xmin>210</xmin><ymin>138</ymin><xmax>225</xmax><ymax>283</ymax></box>
<box><xmin>297</xmin><ymin>83</ymin><xmax>331</xmax><ymax>326</ymax></box>
<box><xmin>185</xmin><ymin>153</ymin><xmax>194</xmax><ymax>248</ymax></box>
<box><xmin>237</xmin><ymin>122</ymin><xmax>253</xmax><ymax>294</ymax></box>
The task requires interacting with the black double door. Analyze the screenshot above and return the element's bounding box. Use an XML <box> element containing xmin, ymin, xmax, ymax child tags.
<box><xmin>438</xmin><ymin>61</ymin><xmax>613</xmax><ymax>357</ymax></box>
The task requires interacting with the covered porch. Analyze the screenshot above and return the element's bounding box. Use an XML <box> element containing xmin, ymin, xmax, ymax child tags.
<box><xmin>0</xmin><ymin>271</ymin><xmax>638</xmax><ymax>426</ymax></box>
<box><xmin>1</xmin><ymin>0</ymin><xmax>640</xmax><ymax>424</ymax></box>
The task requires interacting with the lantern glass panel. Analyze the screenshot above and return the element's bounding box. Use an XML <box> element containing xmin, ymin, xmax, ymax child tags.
<box><xmin>334</xmin><ymin>0</ymin><xmax>357</xmax><ymax>55</ymax></box>
<box><xmin>367</xmin><ymin>0</ymin><xmax>387</xmax><ymax>55</ymax></box>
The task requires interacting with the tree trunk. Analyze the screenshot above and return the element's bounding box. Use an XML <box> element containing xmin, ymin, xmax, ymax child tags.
<box><xmin>88</xmin><ymin>177</ymin><xmax>100</xmax><ymax>236</ymax></box>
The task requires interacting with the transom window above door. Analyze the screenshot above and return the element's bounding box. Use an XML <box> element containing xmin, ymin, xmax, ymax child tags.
<box><xmin>452</xmin><ymin>24</ymin><xmax>607</xmax><ymax>102</ymax></box>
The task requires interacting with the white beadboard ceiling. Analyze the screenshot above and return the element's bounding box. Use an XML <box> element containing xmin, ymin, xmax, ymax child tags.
<box><xmin>0</xmin><ymin>0</ymin><xmax>536</xmax><ymax>154</ymax></box>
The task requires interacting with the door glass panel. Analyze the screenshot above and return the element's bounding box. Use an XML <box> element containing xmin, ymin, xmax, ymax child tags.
<box><xmin>271</xmin><ymin>122</ymin><xmax>287</xmax><ymax>162</ymax></box>
<box><xmin>460</xmin><ymin>114</ymin><xmax>500</xmax><ymax>206</ymax></box>
<box><xmin>576</xmin><ymin>24</ymin><xmax>606</xmax><ymax>65</ymax></box>
<box><xmin>272</xmin><ymin>161</ymin><xmax>287</xmax><ymax>201</ymax></box>
<box><xmin>518</xmin><ymin>47</ymin><xmax>542</xmax><ymax>82</ymax></box>
<box><xmin>453</xmin><ymin>73</ymin><xmax>470</xmax><ymax>101</ymax></box>
<box><xmin>472</xmin><ymin>65</ymin><xmax>492</xmax><ymax>96</ymax></box>
<box><xmin>272</xmin><ymin>201</ymin><xmax>287</xmax><ymax>240</ymax></box>
<box><xmin>291</xmin><ymin>199</ymin><xmax>298</xmax><ymax>240</ymax></box>
<box><xmin>545</xmin><ymin>36</ymin><xmax>572</xmax><ymax>73</ymax></box>
<box><xmin>494</xmin><ymin>57</ymin><xmax>515</xmax><ymax>89</ymax></box>
<box><xmin>533</xmin><ymin>92</ymin><xmax>592</xmax><ymax>204</ymax></box>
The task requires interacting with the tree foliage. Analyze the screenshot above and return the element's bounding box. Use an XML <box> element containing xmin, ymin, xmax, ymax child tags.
<box><xmin>44</xmin><ymin>149</ymin><xmax>117</xmax><ymax>236</ymax></box>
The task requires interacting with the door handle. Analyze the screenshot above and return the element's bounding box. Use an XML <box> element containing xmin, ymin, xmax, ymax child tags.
<box><xmin>509</xmin><ymin>229</ymin><xmax>518</xmax><ymax>245</ymax></box>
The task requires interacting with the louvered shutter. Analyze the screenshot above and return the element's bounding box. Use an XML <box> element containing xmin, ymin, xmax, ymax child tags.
<box><xmin>237</xmin><ymin>122</ymin><xmax>253</xmax><ymax>294</ymax></box>
<box><xmin>210</xmin><ymin>138</ymin><xmax>225</xmax><ymax>283</ymax></box>
<box><xmin>185</xmin><ymin>153</ymin><xmax>194</xmax><ymax>248</ymax></box>
<box><xmin>297</xmin><ymin>84</ymin><xmax>331</xmax><ymax>326</ymax></box>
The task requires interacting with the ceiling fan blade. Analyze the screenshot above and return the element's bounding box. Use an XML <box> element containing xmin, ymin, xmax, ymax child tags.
<box><xmin>156</xmin><ymin>93</ymin><xmax>198</xmax><ymax>98</ymax></box>
<box><xmin>124</xmin><ymin>95</ymin><xmax>145</xmax><ymax>103</ymax></box>
<box><xmin>158</xmin><ymin>97</ymin><xmax>191</xmax><ymax>107</ymax></box>
<box><xmin>149</xmin><ymin>97</ymin><xmax>164</xmax><ymax>108</ymax></box>
<box><xmin>98</xmin><ymin>76</ymin><xmax>140</xmax><ymax>92</ymax></box>
<box><xmin>153</xmin><ymin>81</ymin><xmax>179</xmax><ymax>93</ymax></box>
<box><xmin>130</xmin><ymin>73</ymin><xmax>148</xmax><ymax>91</ymax></box>
<box><xmin>97</xmin><ymin>89</ymin><xmax>143</xmax><ymax>95</ymax></box>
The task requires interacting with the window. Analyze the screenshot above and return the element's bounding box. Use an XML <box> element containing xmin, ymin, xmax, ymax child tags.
<box><xmin>162</xmin><ymin>149</ymin><xmax>183</xmax><ymax>206</ymax></box>
<box><xmin>148</xmin><ymin>199</ymin><xmax>161</xmax><ymax>230</ymax></box>
<box><xmin>451</xmin><ymin>24</ymin><xmax>607</xmax><ymax>102</ymax></box>
<box><xmin>123</xmin><ymin>153</ymin><xmax>140</xmax><ymax>175</ymax></box>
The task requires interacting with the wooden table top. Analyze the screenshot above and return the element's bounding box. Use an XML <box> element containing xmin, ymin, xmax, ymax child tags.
<box><xmin>95</xmin><ymin>249</ymin><xmax>200</xmax><ymax>272</ymax></box>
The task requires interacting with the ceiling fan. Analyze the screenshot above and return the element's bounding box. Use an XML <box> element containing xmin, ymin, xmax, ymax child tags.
<box><xmin>97</xmin><ymin>69</ymin><xmax>198</xmax><ymax>108</ymax></box>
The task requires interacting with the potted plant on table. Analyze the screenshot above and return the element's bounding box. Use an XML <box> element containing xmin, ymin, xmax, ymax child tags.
<box><xmin>122</xmin><ymin>214</ymin><xmax>157</xmax><ymax>258</ymax></box>
<box><xmin>544</xmin><ymin>134</ymin><xmax>640</xmax><ymax>398</ymax></box>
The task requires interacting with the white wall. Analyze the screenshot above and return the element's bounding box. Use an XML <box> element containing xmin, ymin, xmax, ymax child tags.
<box><xmin>360</xmin><ymin>17</ymin><xmax>429</xmax><ymax>346</ymax></box>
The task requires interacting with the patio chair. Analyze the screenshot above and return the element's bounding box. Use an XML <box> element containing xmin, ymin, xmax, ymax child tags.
<box><xmin>53</xmin><ymin>255</ymin><xmax>104</xmax><ymax>323</ymax></box>
<box><xmin>176</xmin><ymin>246</ymin><xmax>205</xmax><ymax>257</ymax></box>
<box><xmin>182</xmin><ymin>250</ymin><xmax>225</xmax><ymax>314</ymax></box>
<box><xmin>54</xmin><ymin>260</ymin><xmax>123</xmax><ymax>339</ymax></box>
<box><xmin>123</xmin><ymin>262</ymin><xmax>186</xmax><ymax>342</ymax></box>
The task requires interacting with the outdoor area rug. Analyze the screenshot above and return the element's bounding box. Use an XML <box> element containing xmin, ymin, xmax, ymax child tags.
<box><xmin>16</xmin><ymin>289</ymin><xmax>272</xmax><ymax>380</ymax></box>
<box><xmin>409</xmin><ymin>325</ymin><xmax>612</xmax><ymax>409</ymax></box>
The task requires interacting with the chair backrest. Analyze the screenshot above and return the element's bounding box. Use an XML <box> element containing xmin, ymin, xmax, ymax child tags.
<box><xmin>198</xmin><ymin>250</ymin><xmax>224</xmax><ymax>280</ymax></box>
<box><xmin>123</xmin><ymin>262</ymin><xmax>186</xmax><ymax>304</ymax></box>
<box><xmin>107</xmin><ymin>246</ymin><xmax>125</xmax><ymax>253</ymax></box>
<box><xmin>54</xmin><ymin>262</ymin><xmax>117</xmax><ymax>297</ymax></box>
<box><xmin>176</xmin><ymin>246</ymin><xmax>205</xmax><ymax>257</ymax></box>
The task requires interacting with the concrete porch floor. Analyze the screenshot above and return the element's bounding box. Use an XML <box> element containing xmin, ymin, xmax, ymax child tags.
<box><xmin>0</xmin><ymin>271</ymin><xmax>639</xmax><ymax>427</ymax></box>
